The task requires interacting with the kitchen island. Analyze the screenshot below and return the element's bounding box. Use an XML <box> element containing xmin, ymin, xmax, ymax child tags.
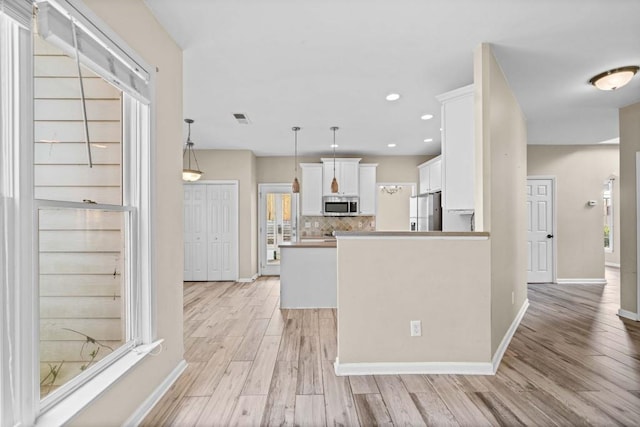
<box><xmin>279</xmin><ymin>240</ymin><xmax>337</xmax><ymax>308</ymax></box>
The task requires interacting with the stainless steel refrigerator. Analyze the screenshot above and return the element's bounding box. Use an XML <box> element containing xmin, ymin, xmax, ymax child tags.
<box><xmin>410</xmin><ymin>191</ymin><xmax>442</xmax><ymax>231</ymax></box>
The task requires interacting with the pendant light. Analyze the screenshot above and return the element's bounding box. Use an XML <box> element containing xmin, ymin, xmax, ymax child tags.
<box><xmin>182</xmin><ymin>118</ymin><xmax>203</xmax><ymax>182</ymax></box>
<box><xmin>330</xmin><ymin>126</ymin><xmax>339</xmax><ymax>193</ymax></box>
<box><xmin>291</xmin><ymin>126</ymin><xmax>301</xmax><ymax>193</ymax></box>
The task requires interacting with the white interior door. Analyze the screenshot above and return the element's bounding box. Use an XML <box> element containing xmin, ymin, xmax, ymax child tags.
<box><xmin>260</xmin><ymin>184</ymin><xmax>297</xmax><ymax>276</ymax></box>
<box><xmin>184</xmin><ymin>185</ymin><xmax>207</xmax><ymax>281</ymax></box>
<box><xmin>207</xmin><ymin>184</ymin><xmax>238</xmax><ymax>281</ymax></box>
<box><xmin>527</xmin><ymin>178</ymin><xmax>554</xmax><ymax>283</ymax></box>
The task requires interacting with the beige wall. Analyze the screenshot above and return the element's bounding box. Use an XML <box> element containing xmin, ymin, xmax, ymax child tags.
<box><xmin>475</xmin><ymin>44</ymin><xmax>528</xmax><ymax>356</ymax></box>
<box><xmin>376</xmin><ymin>188</ymin><xmax>412</xmax><ymax>231</ymax></box>
<box><xmin>620</xmin><ymin>102</ymin><xmax>640</xmax><ymax>315</ymax></box>
<box><xmin>193</xmin><ymin>149</ymin><xmax>258</xmax><ymax>279</ymax></box>
<box><xmin>71</xmin><ymin>0</ymin><xmax>184</xmax><ymax>425</ymax></box>
<box><xmin>337</xmin><ymin>237</ymin><xmax>492</xmax><ymax>363</ymax></box>
<box><xmin>528</xmin><ymin>145</ymin><xmax>620</xmax><ymax>278</ymax></box>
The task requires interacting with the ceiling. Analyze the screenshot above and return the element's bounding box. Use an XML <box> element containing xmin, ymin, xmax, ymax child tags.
<box><xmin>144</xmin><ymin>0</ymin><xmax>640</xmax><ymax>157</ymax></box>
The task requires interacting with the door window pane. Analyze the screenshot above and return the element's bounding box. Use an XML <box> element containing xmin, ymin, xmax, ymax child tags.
<box><xmin>603</xmin><ymin>180</ymin><xmax>613</xmax><ymax>251</ymax></box>
<box><xmin>38</xmin><ymin>207</ymin><xmax>128</xmax><ymax>398</ymax></box>
<box><xmin>265</xmin><ymin>193</ymin><xmax>291</xmax><ymax>265</ymax></box>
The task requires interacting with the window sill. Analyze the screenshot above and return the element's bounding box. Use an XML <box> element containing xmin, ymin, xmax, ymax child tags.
<box><xmin>35</xmin><ymin>340</ymin><xmax>163</xmax><ymax>427</ymax></box>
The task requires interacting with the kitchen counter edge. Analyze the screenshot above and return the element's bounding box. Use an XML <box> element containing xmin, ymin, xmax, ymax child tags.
<box><xmin>333</xmin><ymin>231</ymin><xmax>490</xmax><ymax>238</ymax></box>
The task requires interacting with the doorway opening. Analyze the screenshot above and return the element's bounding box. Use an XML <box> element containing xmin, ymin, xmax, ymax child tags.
<box><xmin>259</xmin><ymin>184</ymin><xmax>297</xmax><ymax>275</ymax></box>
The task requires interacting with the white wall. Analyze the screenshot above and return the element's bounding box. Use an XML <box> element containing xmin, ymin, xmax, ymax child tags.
<box><xmin>620</xmin><ymin>102</ymin><xmax>640</xmax><ymax>315</ymax></box>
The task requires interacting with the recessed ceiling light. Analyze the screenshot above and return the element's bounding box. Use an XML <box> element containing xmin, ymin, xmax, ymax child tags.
<box><xmin>589</xmin><ymin>66</ymin><xmax>639</xmax><ymax>90</ymax></box>
<box><xmin>387</xmin><ymin>143</ymin><xmax>397</xmax><ymax>148</ymax></box>
<box><xmin>386</xmin><ymin>93</ymin><xmax>401</xmax><ymax>101</ymax></box>
<box><xmin>424</xmin><ymin>138</ymin><xmax>433</xmax><ymax>143</ymax></box>
<box><xmin>421</xmin><ymin>114</ymin><xmax>433</xmax><ymax>120</ymax></box>
<box><xmin>330</xmin><ymin>144</ymin><xmax>338</xmax><ymax>148</ymax></box>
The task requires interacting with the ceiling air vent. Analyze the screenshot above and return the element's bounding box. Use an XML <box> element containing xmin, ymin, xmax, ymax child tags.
<box><xmin>233</xmin><ymin>113</ymin><xmax>251</xmax><ymax>124</ymax></box>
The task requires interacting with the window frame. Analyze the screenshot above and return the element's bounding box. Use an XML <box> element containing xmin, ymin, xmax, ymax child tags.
<box><xmin>1</xmin><ymin>0</ymin><xmax>158</xmax><ymax>424</ymax></box>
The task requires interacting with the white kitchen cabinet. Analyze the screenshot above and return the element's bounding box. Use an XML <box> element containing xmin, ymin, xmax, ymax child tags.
<box><xmin>358</xmin><ymin>164</ymin><xmax>378</xmax><ymax>215</ymax></box>
<box><xmin>300</xmin><ymin>163</ymin><xmax>323</xmax><ymax>216</ymax></box>
<box><xmin>436</xmin><ymin>84</ymin><xmax>474</xmax><ymax>213</ymax></box>
<box><xmin>429</xmin><ymin>158</ymin><xmax>442</xmax><ymax>192</ymax></box>
<box><xmin>417</xmin><ymin>155</ymin><xmax>442</xmax><ymax>194</ymax></box>
<box><xmin>321</xmin><ymin>158</ymin><xmax>361</xmax><ymax>196</ymax></box>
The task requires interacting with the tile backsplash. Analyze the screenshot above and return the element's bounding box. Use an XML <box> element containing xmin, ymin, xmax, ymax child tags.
<box><xmin>300</xmin><ymin>216</ymin><xmax>375</xmax><ymax>237</ymax></box>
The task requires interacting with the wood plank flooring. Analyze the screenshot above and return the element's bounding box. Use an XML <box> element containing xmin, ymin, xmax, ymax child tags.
<box><xmin>142</xmin><ymin>268</ymin><xmax>640</xmax><ymax>426</ymax></box>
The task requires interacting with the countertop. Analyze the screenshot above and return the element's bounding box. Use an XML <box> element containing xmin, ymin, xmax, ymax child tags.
<box><xmin>279</xmin><ymin>241</ymin><xmax>337</xmax><ymax>248</ymax></box>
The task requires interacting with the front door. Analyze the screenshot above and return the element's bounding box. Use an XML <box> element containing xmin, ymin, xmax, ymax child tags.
<box><xmin>259</xmin><ymin>184</ymin><xmax>297</xmax><ymax>275</ymax></box>
<box><xmin>527</xmin><ymin>178</ymin><xmax>554</xmax><ymax>283</ymax></box>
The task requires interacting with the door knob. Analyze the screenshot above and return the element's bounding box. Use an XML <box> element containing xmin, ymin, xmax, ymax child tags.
<box><xmin>546</xmin><ymin>234</ymin><xmax>554</xmax><ymax>238</ymax></box>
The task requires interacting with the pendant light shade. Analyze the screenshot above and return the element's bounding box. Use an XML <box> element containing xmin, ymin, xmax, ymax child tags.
<box><xmin>330</xmin><ymin>126</ymin><xmax>339</xmax><ymax>193</ymax></box>
<box><xmin>182</xmin><ymin>118</ymin><xmax>203</xmax><ymax>182</ymax></box>
<box><xmin>292</xmin><ymin>126</ymin><xmax>301</xmax><ymax>193</ymax></box>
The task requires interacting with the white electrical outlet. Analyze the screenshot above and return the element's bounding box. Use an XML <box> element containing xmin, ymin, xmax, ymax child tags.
<box><xmin>410</xmin><ymin>320</ymin><xmax>422</xmax><ymax>337</ymax></box>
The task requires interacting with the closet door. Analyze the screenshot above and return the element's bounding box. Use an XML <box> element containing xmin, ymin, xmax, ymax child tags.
<box><xmin>207</xmin><ymin>184</ymin><xmax>238</xmax><ymax>281</ymax></box>
<box><xmin>184</xmin><ymin>184</ymin><xmax>207</xmax><ymax>281</ymax></box>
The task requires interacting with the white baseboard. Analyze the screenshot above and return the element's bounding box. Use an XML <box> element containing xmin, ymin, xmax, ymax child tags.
<box><xmin>238</xmin><ymin>273</ymin><xmax>259</xmax><ymax>283</ymax></box>
<box><xmin>556</xmin><ymin>278</ymin><xmax>607</xmax><ymax>285</ymax></box>
<box><xmin>618</xmin><ymin>309</ymin><xmax>639</xmax><ymax>321</ymax></box>
<box><xmin>605</xmin><ymin>262</ymin><xmax>620</xmax><ymax>268</ymax></box>
<box><xmin>123</xmin><ymin>359</ymin><xmax>188</xmax><ymax>427</ymax></box>
<box><xmin>492</xmin><ymin>299</ymin><xmax>529</xmax><ymax>373</ymax></box>
<box><xmin>333</xmin><ymin>358</ymin><xmax>493</xmax><ymax>376</ymax></box>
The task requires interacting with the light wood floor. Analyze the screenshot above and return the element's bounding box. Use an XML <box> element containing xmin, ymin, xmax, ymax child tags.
<box><xmin>142</xmin><ymin>268</ymin><xmax>640</xmax><ymax>426</ymax></box>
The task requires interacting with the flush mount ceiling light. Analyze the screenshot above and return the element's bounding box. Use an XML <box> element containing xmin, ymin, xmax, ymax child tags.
<box><xmin>291</xmin><ymin>126</ymin><xmax>301</xmax><ymax>194</ymax></box>
<box><xmin>386</xmin><ymin>93</ymin><xmax>401</xmax><ymax>101</ymax></box>
<box><xmin>589</xmin><ymin>66</ymin><xmax>639</xmax><ymax>91</ymax></box>
<box><xmin>182</xmin><ymin>118</ymin><xmax>203</xmax><ymax>182</ymax></box>
<box><xmin>421</xmin><ymin>114</ymin><xmax>434</xmax><ymax>120</ymax></box>
<box><xmin>424</xmin><ymin>138</ymin><xmax>433</xmax><ymax>143</ymax></box>
<box><xmin>387</xmin><ymin>143</ymin><xmax>397</xmax><ymax>148</ymax></box>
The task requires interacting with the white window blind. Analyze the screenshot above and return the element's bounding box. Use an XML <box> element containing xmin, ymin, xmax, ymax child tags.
<box><xmin>36</xmin><ymin>1</ymin><xmax>150</xmax><ymax>103</ymax></box>
<box><xmin>0</xmin><ymin>0</ymin><xmax>32</xmax><ymax>27</ymax></box>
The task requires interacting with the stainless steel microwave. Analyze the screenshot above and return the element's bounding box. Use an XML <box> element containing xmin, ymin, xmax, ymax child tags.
<box><xmin>323</xmin><ymin>196</ymin><xmax>359</xmax><ymax>216</ymax></box>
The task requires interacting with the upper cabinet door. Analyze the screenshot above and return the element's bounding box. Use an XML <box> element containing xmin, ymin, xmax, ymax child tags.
<box><xmin>417</xmin><ymin>155</ymin><xmax>441</xmax><ymax>194</ymax></box>
<box><xmin>339</xmin><ymin>160</ymin><xmax>360</xmax><ymax>196</ymax></box>
<box><xmin>321</xmin><ymin>158</ymin><xmax>361</xmax><ymax>196</ymax></box>
<box><xmin>429</xmin><ymin>157</ymin><xmax>442</xmax><ymax>192</ymax></box>
<box><xmin>437</xmin><ymin>85</ymin><xmax>474</xmax><ymax>212</ymax></box>
<box><xmin>301</xmin><ymin>163</ymin><xmax>323</xmax><ymax>216</ymax></box>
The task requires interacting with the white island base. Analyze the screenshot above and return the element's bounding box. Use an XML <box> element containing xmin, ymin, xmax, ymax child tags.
<box><xmin>279</xmin><ymin>242</ymin><xmax>336</xmax><ymax>308</ymax></box>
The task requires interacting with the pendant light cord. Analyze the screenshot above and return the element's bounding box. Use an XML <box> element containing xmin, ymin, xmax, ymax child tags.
<box><xmin>332</xmin><ymin>128</ymin><xmax>336</xmax><ymax>175</ymax></box>
<box><xmin>183</xmin><ymin>121</ymin><xmax>201</xmax><ymax>171</ymax></box>
<box><xmin>294</xmin><ymin>128</ymin><xmax>298</xmax><ymax>174</ymax></box>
